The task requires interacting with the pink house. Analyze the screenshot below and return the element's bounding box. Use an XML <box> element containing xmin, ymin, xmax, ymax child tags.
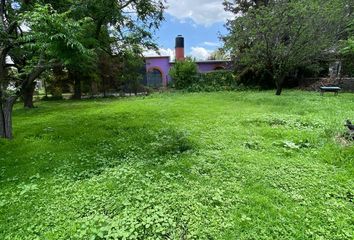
<box><xmin>145</xmin><ymin>35</ymin><xmax>232</xmax><ymax>87</ymax></box>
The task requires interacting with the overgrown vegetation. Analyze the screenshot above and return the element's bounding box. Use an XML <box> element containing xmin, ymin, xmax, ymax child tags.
<box><xmin>169</xmin><ymin>59</ymin><xmax>237</xmax><ymax>91</ymax></box>
<box><xmin>187</xmin><ymin>71</ymin><xmax>237</xmax><ymax>92</ymax></box>
<box><xmin>223</xmin><ymin>0</ymin><xmax>353</xmax><ymax>95</ymax></box>
<box><xmin>0</xmin><ymin>0</ymin><xmax>165</xmax><ymax>139</ymax></box>
<box><xmin>0</xmin><ymin>91</ymin><xmax>353</xmax><ymax>239</ymax></box>
<box><xmin>169</xmin><ymin>59</ymin><xmax>199</xmax><ymax>89</ymax></box>
<box><xmin>341</xmin><ymin>19</ymin><xmax>354</xmax><ymax>77</ymax></box>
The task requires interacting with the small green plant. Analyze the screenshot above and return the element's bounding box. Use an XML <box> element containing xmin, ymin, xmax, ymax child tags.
<box><xmin>151</xmin><ymin>128</ymin><xmax>194</xmax><ymax>155</ymax></box>
<box><xmin>243</xmin><ymin>141</ymin><xmax>261</xmax><ymax>150</ymax></box>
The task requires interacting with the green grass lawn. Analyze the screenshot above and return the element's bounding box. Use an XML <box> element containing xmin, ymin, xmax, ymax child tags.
<box><xmin>0</xmin><ymin>91</ymin><xmax>353</xmax><ymax>239</ymax></box>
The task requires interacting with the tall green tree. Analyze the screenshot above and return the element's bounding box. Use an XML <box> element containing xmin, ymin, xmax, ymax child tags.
<box><xmin>1</xmin><ymin>0</ymin><xmax>165</xmax><ymax>139</ymax></box>
<box><xmin>224</xmin><ymin>0</ymin><xmax>270</xmax><ymax>15</ymax></box>
<box><xmin>0</xmin><ymin>2</ymin><xmax>92</xmax><ymax>139</ymax></box>
<box><xmin>16</xmin><ymin>0</ymin><xmax>165</xmax><ymax>102</ymax></box>
<box><xmin>224</xmin><ymin>0</ymin><xmax>352</xmax><ymax>95</ymax></box>
<box><xmin>67</xmin><ymin>0</ymin><xmax>165</xmax><ymax>99</ymax></box>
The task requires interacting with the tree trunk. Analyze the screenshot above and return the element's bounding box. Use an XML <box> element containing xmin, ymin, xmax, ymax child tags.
<box><xmin>0</xmin><ymin>101</ymin><xmax>5</xmax><ymax>138</ymax></box>
<box><xmin>275</xmin><ymin>75</ymin><xmax>285</xmax><ymax>96</ymax></box>
<box><xmin>275</xmin><ymin>84</ymin><xmax>283</xmax><ymax>95</ymax></box>
<box><xmin>73</xmin><ymin>77</ymin><xmax>81</xmax><ymax>99</ymax></box>
<box><xmin>23</xmin><ymin>81</ymin><xmax>36</xmax><ymax>108</ymax></box>
<box><xmin>68</xmin><ymin>70</ymin><xmax>82</xmax><ymax>99</ymax></box>
<box><xmin>19</xmin><ymin>57</ymin><xmax>45</xmax><ymax>107</ymax></box>
<box><xmin>70</xmin><ymin>70</ymin><xmax>82</xmax><ymax>100</ymax></box>
<box><xmin>44</xmin><ymin>78</ymin><xmax>48</xmax><ymax>98</ymax></box>
<box><xmin>52</xmin><ymin>63</ymin><xmax>64</xmax><ymax>99</ymax></box>
<box><xmin>0</xmin><ymin>97</ymin><xmax>17</xmax><ymax>139</ymax></box>
<box><xmin>103</xmin><ymin>79</ymin><xmax>107</xmax><ymax>98</ymax></box>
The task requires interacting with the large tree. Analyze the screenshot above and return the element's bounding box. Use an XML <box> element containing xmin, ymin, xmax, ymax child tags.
<box><xmin>67</xmin><ymin>0</ymin><xmax>164</xmax><ymax>99</ymax></box>
<box><xmin>223</xmin><ymin>0</ymin><xmax>353</xmax><ymax>95</ymax></box>
<box><xmin>0</xmin><ymin>2</ymin><xmax>93</xmax><ymax>139</ymax></box>
<box><xmin>224</xmin><ymin>0</ymin><xmax>270</xmax><ymax>15</ymax></box>
<box><xmin>1</xmin><ymin>0</ymin><xmax>165</xmax><ymax>139</ymax></box>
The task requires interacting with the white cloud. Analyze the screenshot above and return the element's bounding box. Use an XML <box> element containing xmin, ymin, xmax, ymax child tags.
<box><xmin>143</xmin><ymin>48</ymin><xmax>175</xmax><ymax>60</ymax></box>
<box><xmin>144</xmin><ymin>47</ymin><xmax>214</xmax><ymax>61</ymax></box>
<box><xmin>190</xmin><ymin>47</ymin><xmax>211</xmax><ymax>60</ymax></box>
<box><xmin>203</xmin><ymin>41</ymin><xmax>221</xmax><ymax>47</ymax></box>
<box><xmin>165</xmin><ymin>0</ymin><xmax>232</xmax><ymax>26</ymax></box>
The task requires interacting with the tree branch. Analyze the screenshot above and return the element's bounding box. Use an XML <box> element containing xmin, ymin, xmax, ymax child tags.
<box><xmin>119</xmin><ymin>0</ymin><xmax>135</xmax><ymax>10</ymax></box>
<box><xmin>18</xmin><ymin>56</ymin><xmax>46</xmax><ymax>97</ymax></box>
<box><xmin>0</xmin><ymin>0</ymin><xmax>7</xmax><ymax>30</ymax></box>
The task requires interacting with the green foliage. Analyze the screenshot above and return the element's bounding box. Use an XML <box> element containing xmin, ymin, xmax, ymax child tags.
<box><xmin>224</xmin><ymin>0</ymin><xmax>353</xmax><ymax>94</ymax></box>
<box><xmin>208</xmin><ymin>49</ymin><xmax>229</xmax><ymax>60</ymax></box>
<box><xmin>187</xmin><ymin>71</ymin><xmax>237</xmax><ymax>92</ymax></box>
<box><xmin>169</xmin><ymin>59</ymin><xmax>199</xmax><ymax>89</ymax></box>
<box><xmin>169</xmin><ymin>59</ymin><xmax>237</xmax><ymax>92</ymax></box>
<box><xmin>20</xmin><ymin>4</ymin><xmax>96</xmax><ymax>70</ymax></box>
<box><xmin>0</xmin><ymin>91</ymin><xmax>353</xmax><ymax>239</ymax></box>
<box><xmin>0</xmin><ymin>0</ymin><xmax>166</xmax><ymax>138</ymax></box>
<box><xmin>343</xmin><ymin>19</ymin><xmax>354</xmax><ymax>54</ymax></box>
<box><xmin>65</xmin><ymin>0</ymin><xmax>165</xmax><ymax>98</ymax></box>
<box><xmin>224</xmin><ymin>0</ymin><xmax>270</xmax><ymax>15</ymax></box>
<box><xmin>340</xmin><ymin>19</ymin><xmax>354</xmax><ymax>77</ymax></box>
<box><xmin>151</xmin><ymin>128</ymin><xmax>194</xmax><ymax>155</ymax></box>
<box><xmin>117</xmin><ymin>51</ymin><xmax>146</xmax><ymax>93</ymax></box>
<box><xmin>346</xmin><ymin>38</ymin><xmax>354</xmax><ymax>53</ymax></box>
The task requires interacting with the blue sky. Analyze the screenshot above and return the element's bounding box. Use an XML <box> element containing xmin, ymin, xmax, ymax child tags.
<box><xmin>144</xmin><ymin>0</ymin><xmax>232</xmax><ymax>60</ymax></box>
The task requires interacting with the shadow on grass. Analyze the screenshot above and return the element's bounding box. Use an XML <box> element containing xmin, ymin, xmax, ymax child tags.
<box><xmin>1</xmin><ymin>110</ymin><xmax>197</xmax><ymax>183</ymax></box>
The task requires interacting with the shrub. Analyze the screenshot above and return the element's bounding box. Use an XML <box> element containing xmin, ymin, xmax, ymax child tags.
<box><xmin>169</xmin><ymin>59</ymin><xmax>199</xmax><ymax>89</ymax></box>
<box><xmin>170</xmin><ymin>59</ymin><xmax>237</xmax><ymax>91</ymax></box>
<box><xmin>187</xmin><ymin>70</ymin><xmax>237</xmax><ymax>92</ymax></box>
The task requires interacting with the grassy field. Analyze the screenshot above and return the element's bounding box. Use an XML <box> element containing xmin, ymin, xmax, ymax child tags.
<box><xmin>0</xmin><ymin>91</ymin><xmax>353</xmax><ymax>239</ymax></box>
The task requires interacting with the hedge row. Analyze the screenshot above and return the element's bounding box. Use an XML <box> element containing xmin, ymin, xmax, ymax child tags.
<box><xmin>170</xmin><ymin>70</ymin><xmax>238</xmax><ymax>92</ymax></box>
<box><xmin>186</xmin><ymin>71</ymin><xmax>237</xmax><ymax>92</ymax></box>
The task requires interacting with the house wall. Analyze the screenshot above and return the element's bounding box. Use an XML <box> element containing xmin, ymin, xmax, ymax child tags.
<box><xmin>145</xmin><ymin>57</ymin><xmax>233</xmax><ymax>86</ymax></box>
<box><xmin>145</xmin><ymin>57</ymin><xmax>171</xmax><ymax>86</ymax></box>
<box><xmin>197</xmin><ymin>62</ymin><xmax>229</xmax><ymax>73</ymax></box>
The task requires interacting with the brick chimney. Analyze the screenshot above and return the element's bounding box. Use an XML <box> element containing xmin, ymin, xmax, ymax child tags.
<box><xmin>175</xmin><ymin>35</ymin><xmax>185</xmax><ymax>61</ymax></box>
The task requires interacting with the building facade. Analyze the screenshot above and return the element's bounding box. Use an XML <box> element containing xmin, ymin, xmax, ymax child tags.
<box><xmin>145</xmin><ymin>35</ymin><xmax>232</xmax><ymax>87</ymax></box>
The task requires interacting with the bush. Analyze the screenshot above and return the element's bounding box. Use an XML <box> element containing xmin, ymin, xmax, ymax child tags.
<box><xmin>188</xmin><ymin>70</ymin><xmax>237</xmax><ymax>92</ymax></box>
<box><xmin>169</xmin><ymin>59</ymin><xmax>199</xmax><ymax>89</ymax></box>
<box><xmin>170</xmin><ymin>59</ymin><xmax>238</xmax><ymax>91</ymax></box>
